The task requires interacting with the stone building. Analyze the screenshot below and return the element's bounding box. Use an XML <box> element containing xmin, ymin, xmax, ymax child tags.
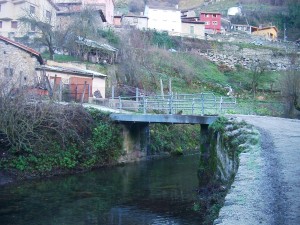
<box><xmin>0</xmin><ymin>35</ymin><xmax>43</xmax><ymax>89</ymax></box>
<box><xmin>121</xmin><ymin>14</ymin><xmax>148</xmax><ymax>30</ymax></box>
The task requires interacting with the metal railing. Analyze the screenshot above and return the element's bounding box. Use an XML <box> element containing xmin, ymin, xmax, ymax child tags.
<box><xmin>109</xmin><ymin>93</ymin><xmax>236</xmax><ymax>115</ymax></box>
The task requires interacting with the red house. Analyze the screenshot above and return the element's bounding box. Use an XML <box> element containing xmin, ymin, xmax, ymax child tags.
<box><xmin>200</xmin><ymin>12</ymin><xmax>221</xmax><ymax>34</ymax></box>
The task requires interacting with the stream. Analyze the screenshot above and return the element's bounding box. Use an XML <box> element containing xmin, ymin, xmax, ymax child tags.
<box><xmin>0</xmin><ymin>154</ymin><xmax>206</xmax><ymax>225</ymax></box>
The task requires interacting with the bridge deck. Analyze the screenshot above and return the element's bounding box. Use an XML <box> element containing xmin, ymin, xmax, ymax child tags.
<box><xmin>110</xmin><ymin>114</ymin><xmax>218</xmax><ymax>125</ymax></box>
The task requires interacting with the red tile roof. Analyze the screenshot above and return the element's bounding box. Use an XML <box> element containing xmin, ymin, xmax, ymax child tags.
<box><xmin>0</xmin><ymin>35</ymin><xmax>44</xmax><ymax>64</ymax></box>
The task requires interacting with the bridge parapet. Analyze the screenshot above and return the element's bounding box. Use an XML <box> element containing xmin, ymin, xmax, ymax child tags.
<box><xmin>109</xmin><ymin>93</ymin><xmax>236</xmax><ymax>116</ymax></box>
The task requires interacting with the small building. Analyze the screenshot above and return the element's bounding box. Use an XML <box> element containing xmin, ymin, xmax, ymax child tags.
<box><xmin>181</xmin><ymin>18</ymin><xmax>205</xmax><ymax>39</ymax></box>
<box><xmin>36</xmin><ymin>62</ymin><xmax>107</xmax><ymax>102</ymax></box>
<box><xmin>122</xmin><ymin>14</ymin><xmax>148</xmax><ymax>30</ymax></box>
<box><xmin>199</xmin><ymin>12</ymin><xmax>221</xmax><ymax>34</ymax></box>
<box><xmin>227</xmin><ymin>7</ymin><xmax>241</xmax><ymax>16</ymax></box>
<box><xmin>113</xmin><ymin>15</ymin><xmax>122</xmax><ymax>27</ymax></box>
<box><xmin>0</xmin><ymin>35</ymin><xmax>43</xmax><ymax>89</ymax></box>
<box><xmin>252</xmin><ymin>26</ymin><xmax>278</xmax><ymax>40</ymax></box>
<box><xmin>56</xmin><ymin>9</ymin><xmax>106</xmax><ymax>31</ymax></box>
<box><xmin>144</xmin><ymin>4</ymin><xmax>181</xmax><ymax>35</ymax></box>
<box><xmin>231</xmin><ymin>24</ymin><xmax>255</xmax><ymax>34</ymax></box>
<box><xmin>75</xmin><ymin>37</ymin><xmax>118</xmax><ymax>64</ymax></box>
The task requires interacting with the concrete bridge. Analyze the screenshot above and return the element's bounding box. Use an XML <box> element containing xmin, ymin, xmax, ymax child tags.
<box><xmin>109</xmin><ymin>113</ymin><xmax>219</xmax><ymax>157</ymax></box>
<box><xmin>91</xmin><ymin>92</ymin><xmax>235</xmax><ymax>157</ymax></box>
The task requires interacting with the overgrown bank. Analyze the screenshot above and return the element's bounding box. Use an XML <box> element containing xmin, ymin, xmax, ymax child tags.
<box><xmin>195</xmin><ymin>117</ymin><xmax>260</xmax><ymax>224</ymax></box>
<box><xmin>0</xmin><ymin>96</ymin><xmax>202</xmax><ymax>184</ymax></box>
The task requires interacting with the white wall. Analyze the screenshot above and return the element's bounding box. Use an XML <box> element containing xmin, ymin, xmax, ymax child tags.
<box><xmin>144</xmin><ymin>5</ymin><xmax>181</xmax><ymax>34</ymax></box>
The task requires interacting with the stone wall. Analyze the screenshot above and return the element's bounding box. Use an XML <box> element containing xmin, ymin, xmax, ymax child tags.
<box><xmin>197</xmin><ymin>45</ymin><xmax>299</xmax><ymax>71</ymax></box>
<box><xmin>0</xmin><ymin>41</ymin><xmax>40</xmax><ymax>88</ymax></box>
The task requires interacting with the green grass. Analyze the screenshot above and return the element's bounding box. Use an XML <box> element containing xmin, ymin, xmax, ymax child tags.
<box><xmin>42</xmin><ymin>53</ymin><xmax>78</xmax><ymax>62</ymax></box>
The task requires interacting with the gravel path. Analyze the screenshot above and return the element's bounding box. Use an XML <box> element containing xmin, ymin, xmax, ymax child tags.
<box><xmin>215</xmin><ymin>115</ymin><xmax>300</xmax><ymax>225</ymax></box>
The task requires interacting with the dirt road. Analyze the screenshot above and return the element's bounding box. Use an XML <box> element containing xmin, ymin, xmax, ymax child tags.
<box><xmin>215</xmin><ymin>115</ymin><xmax>300</xmax><ymax>225</ymax></box>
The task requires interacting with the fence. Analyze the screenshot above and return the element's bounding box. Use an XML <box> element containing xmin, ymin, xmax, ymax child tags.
<box><xmin>109</xmin><ymin>93</ymin><xmax>237</xmax><ymax>115</ymax></box>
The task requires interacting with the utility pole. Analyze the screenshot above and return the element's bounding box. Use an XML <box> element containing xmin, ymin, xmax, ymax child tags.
<box><xmin>284</xmin><ymin>23</ymin><xmax>287</xmax><ymax>42</ymax></box>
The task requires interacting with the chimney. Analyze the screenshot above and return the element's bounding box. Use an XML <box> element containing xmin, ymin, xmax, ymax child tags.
<box><xmin>175</xmin><ymin>4</ymin><xmax>178</xmax><ymax>9</ymax></box>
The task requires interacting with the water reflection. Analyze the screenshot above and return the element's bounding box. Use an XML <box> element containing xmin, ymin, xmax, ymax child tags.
<box><xmin>0</xmin><ymin>154</ymin><xmax>203</xmax><ymax>225</ymax></box>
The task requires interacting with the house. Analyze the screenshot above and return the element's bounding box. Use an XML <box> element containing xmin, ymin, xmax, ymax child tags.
<box><xmin>144</xmin><ymin>4</ymin><xmax>181</xmax><ymax>35</ymax></box>
<box><xmin>0</xmin><ymin>35</ymin><xmax>43</xmax><ymax>89</ymax></box>
<box><xmin>56</xmin><ymin>9</ymin><xmax>106</xmax><ymax>31</ymax></box>
<box><xmin>54</xmin><ymin>0</ymin><xmax>114</xmax><ymax>25</ymax></box>
<box><xmin>36</xmin><ymin>61</ymin><xmax>107</xmax><ymax>102</ymax></box>
<box><xmin>113</xmin><ymin>15</ymin><xmax>122</xmax><ymax>27</ymax></box>
<box><xmin>83</xmin><ymin>0</ymin><xmax>114</xmax><ymax>25</ymax></box>
<box><xmin>0</xmin><ymin>0</ymin><xmax>59</xmax><ymax>39</ymax></box>
<box><xmin>199</xmin><ymin>12</ymin><xmax>221</xmax><ymax>34</ymax></box>
<box><xmin>181</xmin><ymin>9</ymin><xmax>196</xmax><ymax>18</ymax></box>
<box><xmin>122</xmin><ymin>14</ymin><xmax>148</xmax><ymax>30</ymax></box>
<box><xmin>231</xmin><ymin>24</ymin><xmax>255</xmax><ymax>34</ymax></box>
<box><xmin>75</xmin><ymin>37</ymin><xmax>118</xmax><ymax>64</ymax></box>
<box><xmin>181</xmin><ymin>17</ymin><xmax>205</xmax><ymax>39</ymax></box>
<box><xmin>252</xmin><ymin>26</ymin><xmax>278</xmax><ymax>40</ymax></box>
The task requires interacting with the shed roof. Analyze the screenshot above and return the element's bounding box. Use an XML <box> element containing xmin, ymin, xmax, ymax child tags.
<box><xmin>76</xmin><ymin>37</ymin><xmax>118</xmax><ymax>52</ymax></box>
<box><xmin>36</xmin><ymin>65</ymin><xmax>107</xmax><ymax>78</ymax></box>
<box><xmin>0</xmin><ymin>35</ymin><xmax>43</xmax><ymax>64</ymax></box>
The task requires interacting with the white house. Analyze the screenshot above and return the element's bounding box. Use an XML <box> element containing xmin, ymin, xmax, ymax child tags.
<box><xmin>144</xmin><ymin>4</ymin><xmax>181</xmax><ymax>35</ymax></box>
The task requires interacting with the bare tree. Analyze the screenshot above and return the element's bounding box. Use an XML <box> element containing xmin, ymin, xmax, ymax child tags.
<box><xmin>248</xmin><ymin>60</ymin><xmax>269</xmax><ymax>98</ymax></box>
<box><xmin>281</xmin><ymin>55</ymin><xmax>300</xmax><ymax>117</ymax></box>
<box><xmin>19</xmin><ymin>7</ymin><xmax>57</xmax><ymax>60</ymax></box>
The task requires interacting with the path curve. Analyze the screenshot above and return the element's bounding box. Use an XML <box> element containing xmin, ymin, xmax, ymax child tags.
<box><xmin>215</xmin><ymin>115</ymin><xmax>300</xmax><ymax>225</ymax></box>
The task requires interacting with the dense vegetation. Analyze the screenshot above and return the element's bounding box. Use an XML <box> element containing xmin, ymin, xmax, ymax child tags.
<box><xmin>0</xmin><ymin>92</ymin><xmax>123</xmax><ymax>178</ymax></box>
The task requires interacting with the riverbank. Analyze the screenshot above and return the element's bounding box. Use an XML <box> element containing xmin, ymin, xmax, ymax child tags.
<box><xmin>215</xmin><ymin>115</ymin><xmax>300</xmax><ymax>225</ymax></box>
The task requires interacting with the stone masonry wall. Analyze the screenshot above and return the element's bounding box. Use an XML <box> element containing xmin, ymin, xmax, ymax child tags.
<box><xmin>0</xmin><ymin>41</ymin><xmax>40</xmax><ymax>88</ymax></box>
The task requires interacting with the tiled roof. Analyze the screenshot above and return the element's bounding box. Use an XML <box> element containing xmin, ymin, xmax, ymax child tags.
<box><xmin>0</xmin><ymin>35</ymin><xmax>43</xmax><ymax>64</ymax></box>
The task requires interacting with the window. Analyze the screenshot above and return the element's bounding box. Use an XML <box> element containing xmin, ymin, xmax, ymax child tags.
<box><xmin>30</xmin><ymin>5</ymin><xmax>35</xmax><ymax>15</ymax></box>
<box><xmin>0</xmin><ymin>21</ymin><xmax>2</xmax><ymax>29</ymax></box>
<box><xmin>4</xmin><ymin>68</ymin><xmax>14</xmax><ymax>77</ymax></box>
<box><xmin>190</xmin><ymin>26</ymin><xmax>194</xmax><ymax>34</ymax></box>
<box><xmin>46</xmin><ymin>10</ymin><xmax>51</xmax><ymax>21</ymax></box>
<box><xmin>205</xmin><ymin>14</ymin><xmax>209</xmax><ymax>17</ymax></box>
<box><xmin>212</xmin><ymin>21</ymin><xmax>218</xmax><ymax>25</ymax></box>
<box><xmin>31</xmin><ymin>23</ymin><xmax>36</xmax><ymax>31</ymax></box>
<box><xmin>11</xmin><ymin>21</ymin><xmax>18</xmax><ymax>29</ymax></box>
<box><xmin>205</xmin><ymin>21</ymin><xmax>210</xmax><ymax>25</ymax></box>
<box><xmin>213</xmin><ymin>14</ymin><xmax>217</xmax><ymax>17</ymax></box>
<box><xmin>133</xmin><ymin>17</ymin><xmax>138</xmax><ymax>23</ymax></box>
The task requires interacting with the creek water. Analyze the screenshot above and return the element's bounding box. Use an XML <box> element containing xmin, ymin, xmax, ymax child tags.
<box><xmin>0</xmin><ymin>154</ymin><xmax>205</xmax><ymax>225</ymax></box>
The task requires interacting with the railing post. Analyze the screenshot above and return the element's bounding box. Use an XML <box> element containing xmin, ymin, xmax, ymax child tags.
<box><xmin>112</xmin><ymin>85</ymin><xmax>115</xmax><ymax>99</ymax></box>
<box><xmin>201</xmin><ymin>93</ymin><xmax>204</xmax><ymax>115</ymax></box>
<box><xmin>143</xmin><ymin>95</ymin><xmax>146</xmax><ymax>114</ymax></box>
<box><xmin>119</xmin><ymin>96</ymin><xmax>122</xmax><ymax>112</ymax></box>
<box><xmin>192</xmin><ymin>98</ymin><xmax>195</xmax><ymax>114</ymax></box>
<box><xmin>136</xmin><ymin>87</ymin><xmax>139</xmax><ymax>102</ymax></box>
<box><xmin>169</xmin><ymin>94</ymin><xmax>173</xmax><ymax>114</ymax></box>
<box><xmin>219</xmin><ymin>96</ymin><xmax>223</xmax><ymax>114</ymax></box>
